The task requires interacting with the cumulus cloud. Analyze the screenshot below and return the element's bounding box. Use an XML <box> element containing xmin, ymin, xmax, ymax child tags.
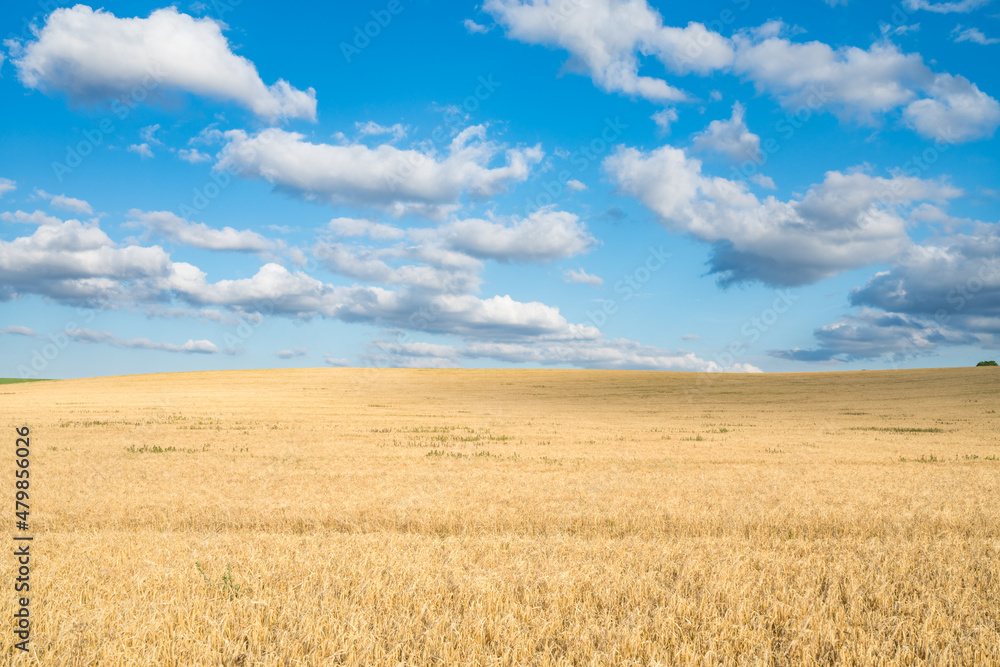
<box><xmin>0</xmin><ymin>178</ymin><xmax>16</xmax><ymax>198</ymax></box>
<box><xmin>9</xmin><ymin>5</ymin><xmax>316</xmax><ymax>121</ymax></box>
<box><xmin>33</xmin><ymin>189</ymin><xmax>93</xmax><ymax>215</ymax></box>
<box><xmin>605</xmin><ymin>144</ymin><xmax>961</xmax><ymax>286</ymax></box>
<box><xmin>692</xmin><ymin>102</ymin><xmax>762</xmax><ymax>162</ymax></box>
<box><xmin>312</xmin><ymin>241</ymin><xmax>483</xmax><ymax>295</ymax></box>
<box><xmin>275</xmin><ymin>347</ymin><xmax>307</xmax><ymax>359</ymax></box>
<box><xmin>0</xmin><ymin>209</ymin><xmax>735</xmax><ymax>371</ymax></box>
<box><xmin>66</xmin><ymin>327</ymin><xmax>219</xmax><ymax>354</ymax></box>
<box><xmin>849</xmin><ymin>233</ymin><xmax>1000</xmax><ymax>325</ymax></box>
<box><xmin>732</xmin><ymin>34</ymin><xmax>1000</xmax><ymax>142</ymax></box>
<box><xmin>485</xmin><ymin>0</ymin><xmax>1000</xmax><ymax>142</ymax></box>
<box><xmin>435</xmin><ymin>209</ymin><xmax>595</xmax><ymax>263</ymax></box>
<box><xmin>564</xmin><ymin>268</ymin><xmax>603</xmax><ymax>285</ymax></box>
<box><xmin>0</xmin><ymin>212</ymin><xmax>173</xmax><ymax>306</ymax></box>
<box><xmin>775</xmin><ymin>230</ymin><xmax>1000</xmax><ymax>362</ymax></box>
<box><xmin>216</xmin><ymin>126</ymin><xmax>543</xmax><ymax>219</ymax></box>
<box><xmin>126</xmin><ymin>210</ymin><xmax>281</xmax><ymax>253</ymax></box>
<box><xmin>313</xmin><ymin>208</ymin><xmax>594</xmax><ymax>300</ymax></box>
<box><xmin>901</xmin><ymin>73</ymin><xmax>1000</xmax><ymax>142</ymax></box>
<box><xmin>484</xmin><ymin>0</ymin><xmax>733</xmax><ymax>101</ymax></box>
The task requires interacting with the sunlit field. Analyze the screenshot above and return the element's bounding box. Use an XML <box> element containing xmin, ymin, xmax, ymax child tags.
<box><xmin>3</xmin><ymin>367</ymin><xmax>999</xmax><ymax>665</ymax></box>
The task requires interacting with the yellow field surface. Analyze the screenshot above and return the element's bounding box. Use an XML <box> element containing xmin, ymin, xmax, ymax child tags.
<box><xmin>2</xmin><ymin>367</ymin><xmax>999</xmax><ymax>665</ymax></box>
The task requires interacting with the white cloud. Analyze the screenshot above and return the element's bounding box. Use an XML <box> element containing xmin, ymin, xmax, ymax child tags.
<box><xmin>324</xmin><ymin>354</ymin><xmax>351</xmax><ymax>367</ymax></box>
<box><xmin>651</xmin><ymin>108</ymin><xmax>679</xmax><ymax>133</ymax></box>
<box><xmin>464</xmin><ymin>18</ymin><xmax>491</xmax><ymax>34</ymax></box>
<box><xmin>564</xmin><ymin>268</ymin><xmax>603</xmax><ymax>285</ymax></box>
<box><xmin>952</xmin><ymin>25</ymin><xmax>1000</xmax><ymax>44</ymax></box>
<box><xmin>216</xmin><ymin>126</ymin><xmax>543</xmax><ymax>219</ymax></box>
<box><xmin>312</xmin><ymin>241</ymin><xmax>483</xmax><ymax>295</ymax></box>
<box><xmin>733</xmin><ymin>38</ymin><xmax>922</xmax><ymax>120</ymax></box>
<box><xmin>328</xmin><ymin>217</ymin><xmax>406</xmax><ymax>241</ymax></box>
<box><xmin>485</xmin><ymin>1</ymin><xmax>999</xmax><ymax>142</ymax></box>
<box><xmin>1</xmin><ymin>210</ymin><xmax>63</xmax><ymax>226</ymax></box>
<box><xmin>369</xmin><ymin>336</ymin><xmax>762</xmax><ymax>372</ymax></box>
<box><xmin>33</xmin><ymin>189</ymin><xmax>94</xmax><ymax>215</ymax></box>
<box><xmin>733</xmin><ymin>34</ymin><xmax>1000</xmax><ymax>142</ymax></box>
<box><xmin>0</xmin><ymin>210</ymin><xmax>744</xmax><ymax>371</ymax></box>
<box><xmin>66</xmin><ymin>327</ymin><xmax>219</xmax><ymax>354</ymax></box>
<box><xmin>903</xmin><ymin>0</ymin><xmax>992</xmax><ymax>12</ymax></box>
<box><xmin>901</xmin><ymin>73</ymin><xmax>1000</xmax><ymax>142</ymax></box>
<box><xmin>143</xmin><ymin>306</ymin><xmax>253</xmax><ymax>326</ymax></box>
<box><xmin>275</xmin><ymin>347</ymin><xmax>307</xmax><ymax>359</ymax></box>
<box><xmin>139</xmin><ymin>124</ymin><xmax>162</xmax><ymax>145</ymax></box>
<box><xmin>0</xmin><ymin>178</ymin><xmax>16</xmax><ymax>198</ymax></box>
<box><xmin>355</xmin><ymin>121</ymin><xmax>409</xmax><ymax>141</ymax></box>
<box><xmin>883</xmin><ymin>23</ymin><xmax>921</xmax><ymax>36</ymax></box>
<box><xmin>9</xmin><ymin>5</ymin><xmax>316</xmax><ymax>121</ymax></box>
<box><xmin>692</xmin><ymin>102</ymin><xmax>762</xmax><ymax>162</ymax></box>
<box><xmin>128</xmin><ymin>143</ymin><xmax>154</xmax><ymax>159</ymax></box>
<box><xmin>484</xmin><ymin>0</ymin><xmax>733</xmax><ymax>101</ymax></box>
<box><xmin>436</xmin><ymin>209</ymin><xmax>595</xmax><ymax>263</ymax></box>
<box><xmin>126</xmin><ymin>210</ymin><xmax>282</xmax><ymax>253</ymax></box>
<box><xmin>0</xmin><ymin>212</ymin><xmax>174</xmax><ymax>306</ymax></box>
<box><xmin>750</xmin><ymin>173</ymin><xmax>777</xmax><ymax>190</ymax></box>
<box><xmin>605</xmin><ymin>144</ymin><xmax>961</xmax><ymax>285</ymax></box>
<box><xmin>566</xmin><ymin>179</ymin><xmax>587</xmax><ymax>192</ymax></box>
<box><xmin>0</xmin><ymin>326</ymin><xmax>37</xmax><ymax>337</ymax></box>
<box><xmin>681</xmin><ymin>333</ymin><xmax>701</xmax><ymax>341</ymax></box>
<box><xmin>177</xmin><ymin>148</ymin><xmax>212</xmax><ymax>163</ymax></box>
<box><xmin>849</xmin><ymin>232</ymin><xmax>1000</xmax><ymax>326</ymax></box>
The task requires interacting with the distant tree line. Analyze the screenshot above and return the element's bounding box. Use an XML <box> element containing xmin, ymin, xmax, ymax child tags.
<box><xmin>977</xmin><ymin>360</ymin><xmax>998</xmax><ymax>367</ymax></box>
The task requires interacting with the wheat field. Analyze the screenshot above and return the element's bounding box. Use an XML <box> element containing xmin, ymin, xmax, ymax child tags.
<box><xmin>2</xmin><ymin>367</ymin><xmax>999</xmax><ymax>665</ymax></box>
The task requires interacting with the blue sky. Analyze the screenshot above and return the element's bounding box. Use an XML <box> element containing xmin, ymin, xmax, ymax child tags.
<box><xmin>1</xmin><ymin>0</ymin><xmax>999</xmax><ymax>378</ymax></box>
